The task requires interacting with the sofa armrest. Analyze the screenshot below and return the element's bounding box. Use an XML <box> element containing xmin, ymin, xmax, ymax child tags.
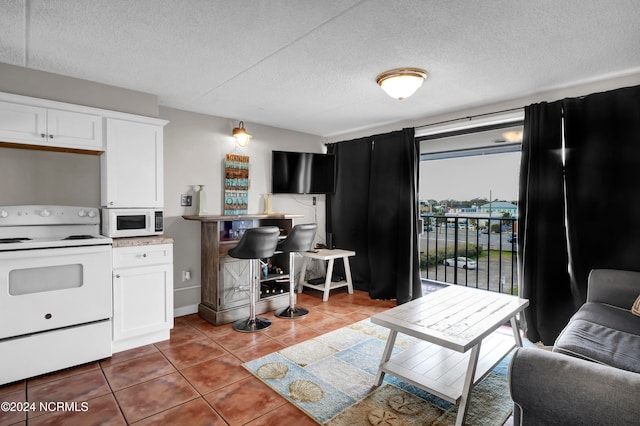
<box><xmin>509</xmin><ymin>348</ymin><xmax>640</xmax><ymax>425</ymax></box>
<box><xmin>587</xmin><ymin>269</ymin><xmax>640</xmax><ymax>309</ymax></box>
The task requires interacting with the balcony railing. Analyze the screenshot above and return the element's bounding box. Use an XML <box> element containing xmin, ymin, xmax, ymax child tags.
<box><xmin>420</xmin><ymin>214</ymin><xmax>518</xmax><ymax>295</ymax></box>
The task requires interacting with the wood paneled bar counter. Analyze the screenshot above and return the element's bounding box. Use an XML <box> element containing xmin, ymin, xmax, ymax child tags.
<box><xmin>182</xmin><ymin>213</ymin><xmax>303</xmax><ymax>325</ymax></box>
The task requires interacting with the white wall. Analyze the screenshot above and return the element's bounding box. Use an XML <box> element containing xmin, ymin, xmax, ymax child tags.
<box><xmin>0</xmin><ymin>62</ymin><xmax>159</xmax><ymax>117</ymax></box>
<box><xmin>159</xmin><ymin>107</ymin><xmax>326</xmax><ymax>314</ymax></box>
<box><xmin>0</xmin><ymin>148</ymin><xmax>101</xmax><ymax>206</ymax></box>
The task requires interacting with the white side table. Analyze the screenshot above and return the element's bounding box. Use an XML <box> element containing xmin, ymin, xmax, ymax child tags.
<box><xmin>297</xmin><ymin>249</ymin><xmax>355</xmax><ymax>301</ymax></box>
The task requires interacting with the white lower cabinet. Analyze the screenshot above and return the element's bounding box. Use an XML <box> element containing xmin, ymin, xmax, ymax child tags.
<box><xmin>112</xmin><ymin>243</ymin><xmax>173</xmax><ymax>353</ymax></box>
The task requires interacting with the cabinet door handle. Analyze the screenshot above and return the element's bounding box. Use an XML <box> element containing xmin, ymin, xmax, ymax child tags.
<box><xmin>115</xmin><ymin>274</ymin><xmax>121</xmax><ymax>278</ymax></box>
<box><xmin>142</xmin><ymin>253</ymin><xmax>147</xmax><ymax>257</ymax></box>
<box><xmin>40</xmin><ymin>133</ymin><xmax>46</xmax><ymax>138</ymax></box>
<box><xmin>49</xmin><ymin>134</ymin><xmax>54</xmax><ymax>139</ymax></box>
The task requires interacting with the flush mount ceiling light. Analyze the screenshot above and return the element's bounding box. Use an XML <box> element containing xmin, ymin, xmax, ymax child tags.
<box><xmin>494</xmin><ymin>130</ymin><xmax>523</xmax><ymax>144</ymax></box>
<box><xmin>232</xmin><ymin>121</ymin><xmax>252</xmax><ymax>146</ymax></box>
<box><xmin>376</xmin><ymin>68</ymin><xmax>428</xmax><ymax>100</ymax></box>
<box><xmin>501</xmin><ymin>130</ymin><xmax>523</xmax><ymax>143</ymax></box>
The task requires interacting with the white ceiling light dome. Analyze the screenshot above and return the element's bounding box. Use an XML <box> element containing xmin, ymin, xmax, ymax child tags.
<box><xmin>376</xmin><ymin>68</ymin><xmax>428</xmax><ymax>100</ymax></box>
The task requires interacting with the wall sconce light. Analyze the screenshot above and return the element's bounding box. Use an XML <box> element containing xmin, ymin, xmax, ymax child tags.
<box><xmin>376</xmin><ymin>68</ymin><xmax>428</xmax><ymax>100</ymax></box>
<box><xmin>232</xmin><ymin>121</ymin><xmax>252</xmax><ymax>146</ymax></box>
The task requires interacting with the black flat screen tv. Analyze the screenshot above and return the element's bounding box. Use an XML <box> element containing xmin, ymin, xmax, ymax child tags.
<box><xmin>271</xmin><ymin>150</ymin><xmax>336</xmax><ymax>194</ymax></box>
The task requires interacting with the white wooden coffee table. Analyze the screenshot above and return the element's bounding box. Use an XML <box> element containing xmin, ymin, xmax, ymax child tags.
<box><xmin>371</xmin><ymin>285</ymin><xmax>528</xmax><ymax>426</ymax></box>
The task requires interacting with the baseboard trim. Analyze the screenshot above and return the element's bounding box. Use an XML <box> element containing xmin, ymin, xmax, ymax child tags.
<box><xmin>174</xmin><ymin>284</ymin><xmax>200</xmax><ymax>317</ymax></box>
<box><xmin>174</xmin><ymin>304</ymin><xmax>198</xmax><ymax>317</ymax></box>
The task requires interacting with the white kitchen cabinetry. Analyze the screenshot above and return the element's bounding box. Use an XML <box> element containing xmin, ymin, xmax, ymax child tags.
<box><xmin>101</xmin><ymin>118</ymin><xmax>165</xmax><ymax>208</ymax></box>
<box><xmin>0</xmin><ymin>100</ymin><xmax>103</xmax><ymax>151</ymax></box>
<box><xmin>112</xmin><ymin>242</ymin><xmax>173</xmax><ymax>353</ymax></box>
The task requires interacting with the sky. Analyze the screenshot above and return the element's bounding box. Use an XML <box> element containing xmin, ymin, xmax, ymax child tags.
<box><xmin>419</xmin><ymin>151</ymin><xmax>521</xmax><ymax>202</ymax></box>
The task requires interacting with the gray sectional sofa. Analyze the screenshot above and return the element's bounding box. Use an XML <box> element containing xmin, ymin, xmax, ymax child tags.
<box><xmin>509</xmin><ymin>269</ymin><xmax>640</xmax><ymax>425</ymax></box>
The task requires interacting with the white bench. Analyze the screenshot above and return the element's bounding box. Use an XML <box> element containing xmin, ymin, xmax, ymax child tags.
<box><xmin>297</xmin><ymin>249</ymin><xmax>355</xmax><ymax>301</ymax></box>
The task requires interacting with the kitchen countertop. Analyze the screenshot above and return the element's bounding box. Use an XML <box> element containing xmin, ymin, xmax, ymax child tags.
<box><xmin>111</xmin><ymin>235</ymin><xmax>174</xmax><ymax>248</ymax></box>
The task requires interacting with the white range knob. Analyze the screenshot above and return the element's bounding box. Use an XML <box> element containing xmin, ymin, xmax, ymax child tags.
<box><xmin>0</xmin><ymin>210</ymin><xmax>8</xmax><ymax>218</ymax></box>
<box><xmin>88</xmin><ymin>210</ymin><xmax>97</xmax><ymax>218</ymax></box>
<box><xmin>40</xmin><ymin>208</ymin><xmax>51</xmax><ymax>217</ymax></box>
<box><xmin>78</xmin><ymin>210</ymin><xmax>87</xmax><ymax>217</ymax></box>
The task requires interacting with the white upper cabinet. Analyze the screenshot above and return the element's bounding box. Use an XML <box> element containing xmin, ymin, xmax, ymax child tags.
<box><xmin>47</xmin><ymin>108</ymin><xmax>103</xmax><ymax>149</ymax></box>
<box><xmin>101</xmin><ymin>118</ymin><xmax>165</xmax><ymax>208</ymax></box>
<box><xmin>0</xmin><ymin>101</ymin><xmax>46</xmax><ymax>142</ymax></box>
<box><xmin>0</xmin><ymin>100</ymin><xmax>103</xmax><ymax>151</ymax></box>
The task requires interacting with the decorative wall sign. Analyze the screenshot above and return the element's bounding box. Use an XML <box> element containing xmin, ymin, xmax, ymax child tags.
<box><xmin>224</xmin><ymin>154</ymin><xmax>249</xmax><ymax>215</ymax></box>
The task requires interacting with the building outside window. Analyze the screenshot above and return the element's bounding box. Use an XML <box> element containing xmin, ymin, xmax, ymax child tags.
<box><xmin>417</xmin><ymin>112</ymin><xmax>523</xmax><ymax>295</ymax></box>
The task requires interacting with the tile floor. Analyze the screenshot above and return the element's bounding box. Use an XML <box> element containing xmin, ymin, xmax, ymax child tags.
<box><xmin>0</xmin><ymin>289</ymin><xmax>397</xmax><ymax>425</ymax></box>
<box><xmin>0</xmin><ymin>287</ymin><xmax>515</xmax><ymax>425</ymax></box>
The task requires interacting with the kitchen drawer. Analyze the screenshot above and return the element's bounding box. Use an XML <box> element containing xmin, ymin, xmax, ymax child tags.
<box><xmin>112</xmin><ymin>243</ymin><xmax>173</xmax><ymax>269</ymax></box>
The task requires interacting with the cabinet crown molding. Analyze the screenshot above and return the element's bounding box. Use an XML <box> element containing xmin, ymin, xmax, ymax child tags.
<box><xmin>0</xmin><ymin>91</ymin><xmax>168</xmax><ymax>127</ymax></box>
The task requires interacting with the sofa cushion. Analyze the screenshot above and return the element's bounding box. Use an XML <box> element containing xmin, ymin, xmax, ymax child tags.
<box><xmin>571</xmin><ymin>302</ymin><xmax>640</xmax><ymax>336</ymax></box>
<box><xmin>554</xmin><ymin>318</ymin><xmax>640</xmax><ymax>373</ymax></box>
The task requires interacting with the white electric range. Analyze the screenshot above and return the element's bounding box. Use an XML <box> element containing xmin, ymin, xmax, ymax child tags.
<box><xmin>0</xmin><ymin>205</ymin><xmax>113</xmax><ymax>385</ymax></box>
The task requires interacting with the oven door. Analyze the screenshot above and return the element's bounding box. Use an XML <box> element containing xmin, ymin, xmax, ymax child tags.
<box><xmin>0</xmin><ymin>245</ymin><xmax>112</xmax><ymax>339</ymax></box>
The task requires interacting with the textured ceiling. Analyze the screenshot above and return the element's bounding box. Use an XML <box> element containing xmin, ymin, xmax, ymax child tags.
<box><xmin>1</xmin><ymin>0</ymin><xmax>639</xmax><ymax>137</ymax></box>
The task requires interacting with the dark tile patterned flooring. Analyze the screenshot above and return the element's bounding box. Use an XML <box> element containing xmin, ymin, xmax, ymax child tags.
<box><xmin>0</xmin><ymin>289</ymin><xmax>396</xmax><ymax>425</ymax></box>
<box><xmin>0</xmin><ymin>285</ymin><xmax>514</xmax><ymax>425</ymax></box>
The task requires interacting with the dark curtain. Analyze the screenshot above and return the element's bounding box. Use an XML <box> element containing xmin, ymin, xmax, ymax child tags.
<box><xmin>518</xmin><ymin>101</ymin><xmax>574</xmax><ymax>345</ymax></box>
<box><xmin>326</xmin><ymin>139</ymin><xmax>372</xmax><ymax>289</ymax></box>
<box><xmin>327</xmin><ymin>128</ymin><xmax>421</xmax><ymax>303</ymax></box>
<box><xmin>519</xmin><ymin>85</ymin><xmax>640</xmax><ymax>345</ymax></box>
<box><xmin>563</xmin><ymin>86</ymin><xmax>640</xmax><ymax>303</ymax></box>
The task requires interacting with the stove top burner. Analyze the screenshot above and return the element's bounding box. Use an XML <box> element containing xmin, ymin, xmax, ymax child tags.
<box><xmin>0</xmin><ymin>206</ymin><xmax>111</xmax><ymax>252</ymax></box>
<box><xmin>0</xmin><ymin>238</ymin><xmax>32</xmax><ymax>244</ymax></box>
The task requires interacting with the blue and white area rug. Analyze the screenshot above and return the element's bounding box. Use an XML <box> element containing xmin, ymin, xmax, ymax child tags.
<box><xmin>243</xmin><ymin>319</ymin><xmax>513</xmax><ymax>425</ymax></box>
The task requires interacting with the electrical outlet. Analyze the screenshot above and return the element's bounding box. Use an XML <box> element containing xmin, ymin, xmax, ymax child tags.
<box><xmin>312</xmin><ymin>196</ymin><xmax>317</xmax><ymax>206</ymax></box>
<box><xmin>181</xmin><ymin>194</ymin><xmax>192</xmax><ymax>206</ymax></box>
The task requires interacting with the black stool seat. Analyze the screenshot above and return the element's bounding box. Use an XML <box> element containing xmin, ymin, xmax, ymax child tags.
<box><xmin>229</xmin><ymin>226</ymin><xmax>280</xmax><ymax>259</ymax></box>
<box><xmin>275</xmin><ymin>223</ymin><xmax>317</xmax><ymax>319</ymax></box>
<box><xmin>228</xmin><ymin>226</ymin><xmax>280</xmax><ymax>332</ymax></box>
<box><xmin>276</xmin><ymin>223</ymin><xmax>317</xmax><ymax>253</ymax></box>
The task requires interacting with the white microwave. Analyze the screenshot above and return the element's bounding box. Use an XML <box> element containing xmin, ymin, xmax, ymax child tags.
<box><xmin>101</xmin><ymin>208</ymin><xmax>163</xmax><ymax>238</ymax></box>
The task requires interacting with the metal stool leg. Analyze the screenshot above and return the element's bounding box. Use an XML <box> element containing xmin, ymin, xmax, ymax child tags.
<box><xmin>275</xmin><ymin>252</ymin><xmax>309</xmax><ymax>319</ymax></box>
<box><xmin>233</xmin><ymin>259</ymin><xmax>272</xmax><ymax>332</ymax></box>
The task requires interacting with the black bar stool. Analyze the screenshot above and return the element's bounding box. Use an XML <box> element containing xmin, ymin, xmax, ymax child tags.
<box><xmin>228</xmin><ymin>226</ymin><xmax>280</xmax><ymax>332</ymax></box>
<box><xmin>275</xmin><ymin>223</ymin><xmax>317</xmax><ymax>319</ymax></box>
